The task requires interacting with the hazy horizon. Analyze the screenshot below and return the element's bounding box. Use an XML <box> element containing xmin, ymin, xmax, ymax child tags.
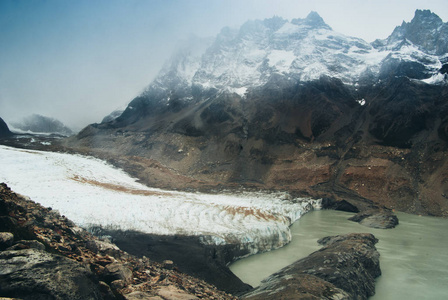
<box><xmin>1</xmin><ymin>0</ymin><xmax>447</xmax><ymax>130</ymax></box>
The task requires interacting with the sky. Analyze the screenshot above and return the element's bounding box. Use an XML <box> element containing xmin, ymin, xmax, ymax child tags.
<box><xmin>1</xmin><ymin>0</ymin><xmax>447</xmax><ymax>130</ymax></box>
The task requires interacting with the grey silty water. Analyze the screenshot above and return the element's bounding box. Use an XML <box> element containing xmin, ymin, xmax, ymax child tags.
<box><xmin>230</xmin><ymin>210</ymin><xmax>448</xmax><ymax>300</ymax></box>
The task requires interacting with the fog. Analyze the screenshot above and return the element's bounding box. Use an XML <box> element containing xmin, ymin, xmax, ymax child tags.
<box><xmin>1</xmin><ymin>0</ymin><xmax>447</xmax><ymax>131</ymax></box>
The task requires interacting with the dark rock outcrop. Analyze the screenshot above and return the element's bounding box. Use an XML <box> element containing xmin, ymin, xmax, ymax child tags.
<box><xmin>242</xmin><ymin>233</ymin><xmax>381</xmax><ymax>300</ymax></box>
<box><xmin>0</xmin><ymin>248</ymin><xmax>104</xmax><ymax>300</ymax></box>
<box><xmin>0</xmin><ymin>117</ymin><xmax>13</xmax><ymax>138</ymax></box>
<box><xmin>0</xmin><ymin>232</ymin><xmax>14</xmax><ymax>250</ymax></box>
<box><xmin>321</xmin><ymin>198</ymin><xmax>360</xmax><ymax>213</ymax></box>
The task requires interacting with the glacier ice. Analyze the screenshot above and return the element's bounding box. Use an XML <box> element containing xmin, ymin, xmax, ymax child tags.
<box><xmin>0</xmin><ymin>145</ymin><xmax>320</xmax><ymax>256</ymax></box>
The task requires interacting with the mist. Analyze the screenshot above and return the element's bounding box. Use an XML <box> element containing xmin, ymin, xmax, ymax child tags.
<box><xmin>1</xmin><ymin>0</ymin><xmax>447</xmax><ymax>131</ymax></box>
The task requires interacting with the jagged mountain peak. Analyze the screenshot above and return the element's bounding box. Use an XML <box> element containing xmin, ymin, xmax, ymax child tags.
<box><xmin>378</xmin><ymin>9</ymin><xmax>448</xmax><ymax>55</ymax></box>
<box><xmin>291</xmin><ymin>11</ymin><xmax>332</xmax><ymax>30</ymax></box>
<box><xmin>235</xmin><ymin>12</ymin><xmax>329</xmax><ymax>36</ymax></box>
<box><xmin>413</xmin><ymin>9</ymin><xmax>443</xmax><ymax>24</ymax></box>
<box><xmin>262</xmin><ymin>16</ymin><xmax>288</xmax><ymax>31</ymax></box>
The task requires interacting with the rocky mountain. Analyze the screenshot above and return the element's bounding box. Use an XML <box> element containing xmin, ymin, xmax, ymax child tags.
<box><xmin>68</xmin><ymin>10</ymin><xmax>448</xmax><ymax>217</ymax></box>
<box><xmin>0</xmin><ymin>117</ymin><xmax>13</xmax><ymax>138</ymax></box>
<box><xmin>372</xmin><ymin>9</ymin><xmax>448</xmax><ymax>83</ymax></box>
<box><xmin>13</xmin><ymin>114</ymin><xmax>73</xmax><ymax>136</ymax></box>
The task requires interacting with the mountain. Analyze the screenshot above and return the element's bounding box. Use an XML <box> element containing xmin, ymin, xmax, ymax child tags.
<box><xmin>134</xmin><ymin>9</ymin><xmax>447</xmax><ymax>106</ymax></box>
<box><xmin>68</xmin><ymin>10</ymin><xmax>448</xmax><ymax>217</ymax></box>
<box><xmin>12</xmin><ymin>114</ymin><xmax>73</xmax><ymax>136</ymax></box>
<box><xmin>372</xmin><ymin>9</ymin><xmax>448</xmax><ymax>83</ymax></box>
<box><xmin>374</xmin><ymin>9</ymin><xmax>448</xmax><ymax>55</ymax></box>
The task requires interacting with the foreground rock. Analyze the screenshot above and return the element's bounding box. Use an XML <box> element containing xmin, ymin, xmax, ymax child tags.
<box><xmin>0</xmin><ymin>248</ymin><xmax>103</xmax><ymax>299</ymax></box>
<box><xmin>0</xmin><ymin>183</ymin><xmax>236</xmax><ymax>299</ymax></box>
<box><xmin>242</xmin><ymin>233</ymin><xmax>381</xmax><ymax>300</ymax></box>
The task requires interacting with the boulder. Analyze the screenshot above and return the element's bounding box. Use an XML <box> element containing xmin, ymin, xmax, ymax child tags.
<box><xmin>103</xmin><ymin>262</ymin><xmax>133</xmax><ymax>285</ymax></box>
<box><xmin>0</xmin><ymin>232</ymin><xmax>14</xmax><ymax>250</ymax></box>
<box><xmin>0</xmin><ymin>248</ymin><xmax>103</xmax><ymax>299</ymax></box>
<box><xmin>86</xmin><ymin>239</ymin><xmax>120</xmax><ymax>255</ymax></box>
<box><xmin>124</xmin><ymin>291</ymin><xmax>162</xmax><ymax>299</ymax></box>
<box><xmin>98</xmin><ymin>281</ymin><xmax>116</xmax><ymax>300</ymax></box>
<box><xmin>156</xmin><ymin>285</ymin><xmax>199</xmax><ymax>300</ymax></box>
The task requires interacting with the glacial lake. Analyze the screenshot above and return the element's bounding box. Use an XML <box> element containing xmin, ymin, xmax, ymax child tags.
<box><xmin>230</xmin><ymin>210</ymin><xmax>448</xmax><ymax>299</ymax></box>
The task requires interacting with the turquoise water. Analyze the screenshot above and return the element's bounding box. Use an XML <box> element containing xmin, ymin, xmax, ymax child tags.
<box><xmin>230</xmin><ymin>210</ymin><xmax>448</xmax><ymax>299</ymax></box>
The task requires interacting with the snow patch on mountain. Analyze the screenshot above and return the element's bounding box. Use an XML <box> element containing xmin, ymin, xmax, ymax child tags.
<box><xmin>267</xmin><ymin>50</ymin><xmax>296</xmax><ymax>73</ymax></box>
<box><xmin>0</xmin><ymin>145</ymin><xmax>320</xmax><ymax>255</ymax></box>
<box><xmin>422</xmin><ymin>72</ymin><xmax>448</xmax><ymax>84</ymax></box>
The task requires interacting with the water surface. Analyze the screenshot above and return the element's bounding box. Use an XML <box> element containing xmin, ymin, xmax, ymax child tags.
<box><xmin>230</xmin><ymin>210</ymin><xmax>448</xmax><ymax>299</ymax></box>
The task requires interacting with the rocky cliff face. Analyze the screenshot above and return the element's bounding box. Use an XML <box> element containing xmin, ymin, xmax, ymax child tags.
<box><xmin>68</xmin><ymin>10</ymin><xmax>448</xmax><ymax>217</ymax></box>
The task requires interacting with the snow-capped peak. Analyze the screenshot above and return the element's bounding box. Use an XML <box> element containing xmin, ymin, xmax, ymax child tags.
<box><xmin>292</xmin><ymin>11</ymin><xmax>332</xmax><ymax>30</ymax></box>
<box><xmin>141</xmin><ymin>10</ymin><xmax>447</xmax><ymax>105</ymax></box>
<box><xmin>147</xmin><ymin>12</ymin><xmax>389</xmax><ymax>99</ymax></box>
<box><xmin>375</xmin><ymin>9</ymin><xmax>448</xmax><ymax>55</ymax></box>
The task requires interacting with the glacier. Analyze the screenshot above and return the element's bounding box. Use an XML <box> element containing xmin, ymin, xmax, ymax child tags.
<box><xmin>0</xmin><ymin>145</ymin><xmax>320</xmax><ymax>256</ymax></box>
